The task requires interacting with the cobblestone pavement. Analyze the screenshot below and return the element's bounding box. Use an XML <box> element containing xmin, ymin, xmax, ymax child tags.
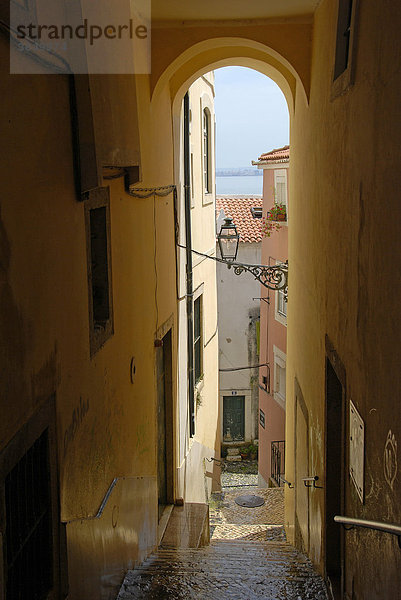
<box><xmin>220</xmin><ymin>460</ymin><xmax>259</xmax><ymax>490</ymax></box>
<box><xmin>211</xmin><ymin>459</ymin><xmax>285</xmax><ymax>542</ymax></box>
<box><xmin>117</xmin><ymin>461</ymin><xmax>329</xmax><ymax>599</ymax></box>
<box><xmin>209</xmin><ymin>486</ymin><xmax>285</xmax><ymax>542</ymax></box>
<box><xmin>117</xmin><ymin>540</ymin><xmax>329</xmax><ymax>599</ymax></box>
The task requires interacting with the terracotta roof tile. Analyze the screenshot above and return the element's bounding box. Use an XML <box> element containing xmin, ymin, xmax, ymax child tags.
<box><xmin>216</xmin><ymin>197</ymin><xmax>263</xmax><ymax>243</ymax></box>
<box><xmin>255</xmin><ymin>145</ymin><xmax>290</xmax><ymax>164</ymax></box>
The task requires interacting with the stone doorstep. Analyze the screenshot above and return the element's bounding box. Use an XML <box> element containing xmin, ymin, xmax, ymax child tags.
<box><xmin>226</xmin><ymin>447</ymin><xmax>240</xmax><ymax>456</ymax></box>
<box><xmin>226</xmin><ymin>455</ymin><xmax>242</xmax><ymax>462</ymax></box>
<box><xmin>160</xmin><ymin>502</ymin><xmax>209</xmax><ymax>549</ymax></box>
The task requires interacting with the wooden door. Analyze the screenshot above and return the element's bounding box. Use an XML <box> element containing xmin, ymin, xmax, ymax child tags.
<box><xmin>223</xmin><ymin>396</ymin><xmax>245</xmax><ymax>442</ymax></box>
<box><xmin>156</xmin><ymin>330</ymin><xmax>173</xmax><ymax>521</ymax></box>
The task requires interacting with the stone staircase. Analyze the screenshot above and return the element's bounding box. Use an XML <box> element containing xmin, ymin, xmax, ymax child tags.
<box><xmin>117</xmin><ymin>538</ymin><xmax>329</xmax><ymax>599</ymax></box>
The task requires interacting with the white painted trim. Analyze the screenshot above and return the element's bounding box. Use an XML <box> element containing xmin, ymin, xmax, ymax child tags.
<box><xmin>273</xmin><ymin>345</ymin><xmax>286</xmax><ymax>409</ymax></box>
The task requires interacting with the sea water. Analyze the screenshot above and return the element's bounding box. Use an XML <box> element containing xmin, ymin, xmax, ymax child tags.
<box><xmin>216</xmin><ymin>175</ymin><xmax>262</xmax><ymax>196</ymax></box>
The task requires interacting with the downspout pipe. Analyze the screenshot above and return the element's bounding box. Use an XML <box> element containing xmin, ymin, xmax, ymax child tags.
<box><xmin>184</xmin><ymin>92</ymin><xmax>195</xmax><ymax>437</ymax></box>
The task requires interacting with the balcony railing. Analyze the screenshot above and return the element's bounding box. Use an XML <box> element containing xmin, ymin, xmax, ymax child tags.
<box><xmin>271</xmin><ymin>440</ymin><xmax>285</xmax><ymax>486</ymax></box>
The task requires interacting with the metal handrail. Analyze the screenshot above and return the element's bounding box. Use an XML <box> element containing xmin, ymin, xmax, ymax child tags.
<box><xmin>279</xmin><ymin>476</ymin><xmax>293</xmax><ymax>488</ymax></box>
<box><xmin>334</xmin><ymin>515</ymin><xmax>401</xmax><ymax>548</ymax></box>
<box><xmin>62</xmin><ymin>476</ymin><xmax>151</xmax><ymax>524</ymax></box>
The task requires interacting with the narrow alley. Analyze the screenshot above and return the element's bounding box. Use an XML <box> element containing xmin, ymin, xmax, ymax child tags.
<box><xmin>2</xmin><ymin>1</ymin><xmax>401</xmax><ymax>598</ymax></box>
<box><xmin>117</xmin><ymin>463</ymin><xmax>328</xmax><ymax>599</ymax></box>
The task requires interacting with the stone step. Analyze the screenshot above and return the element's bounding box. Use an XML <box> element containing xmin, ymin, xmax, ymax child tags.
<box><xmin>117</xmin><ymin>539</ymin><xmax>329</xmax><ymax>599</ymax></box>
<box><xmin>160</xmin><ymin>502</ymin><xmax>210</xmax><ymax>549</ymax></box>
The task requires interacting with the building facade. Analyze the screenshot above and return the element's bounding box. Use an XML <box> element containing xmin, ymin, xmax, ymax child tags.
<box><xmin>253</xmin><ymin>147</ymin><xmax>289</xmax><ymax>488</ymax></box>
<box><xmin>176</xmin><ymin>73</ymin><xmax>220</xmax><ymax>504</ymax></box>
<box><xmin>216</xmin><ymin>197</ymin><xmax>263</xmax><ymax>450</ymax></box>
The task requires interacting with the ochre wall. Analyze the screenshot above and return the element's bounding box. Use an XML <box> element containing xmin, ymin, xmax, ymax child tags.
<box><xmin>0</xmin><ymin>38</ymin><xmax>179</xmax><ymax>598</ymax></box>
<box><xmin>286</xmin><ymin>0</ymin><xmax>401</xmax><ymax>595</ymax></box>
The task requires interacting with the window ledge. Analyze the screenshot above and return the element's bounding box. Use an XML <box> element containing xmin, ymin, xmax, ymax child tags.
<box><xmin>202</xmin><ymin>193</ymin><xmax>214</xmax><ymax>206</ymax></box>
<box><xmin>273</xmin><ymin>392</ymin><xmax>286</xmax><ymax>410</ymax></box>
<box><xmin>275</xmin><ymin>313</ymin><xmax>287</xmax><ymax>327</ymax></box>
<box><xmin>195</xmin><ymin>377</ymin><xmax>204</xmax><ymax>393</ymax></box>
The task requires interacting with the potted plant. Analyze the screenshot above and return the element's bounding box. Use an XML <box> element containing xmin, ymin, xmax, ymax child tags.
<box><xmin>261</xmin><ymin>202</ymin><xmax>287</xmax><ymax>237</ymax></box>
<box><xmin>268</xmin><ymin>203</ymin><xmax>287</xmax><ymax>221</ymax></box>
<box><xmin>247</xmin><ymin>443</ymin><xmax>258</xmax><ymax>460</ymax></box>
<box><xmin>240</xmin><ymin>446</ymin><xmax>250</xmax><ymax>460</ymax></box>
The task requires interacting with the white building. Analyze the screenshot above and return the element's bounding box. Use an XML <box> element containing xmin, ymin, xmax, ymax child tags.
<box><xmin>216</xmin><ymin>197</ymin><xmax>263</xmax><ymax>448</ymax></box>
<box><xmin>175</xmin><ymin>73</ymin><xmax>220</xmax><ymax>503</ymax></box>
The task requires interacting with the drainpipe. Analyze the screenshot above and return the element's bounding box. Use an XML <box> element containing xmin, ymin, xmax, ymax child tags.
<box><xmin>184</xmin><ymin>92</ymin><xmax>195</xmax><ymax>437</ymax></box>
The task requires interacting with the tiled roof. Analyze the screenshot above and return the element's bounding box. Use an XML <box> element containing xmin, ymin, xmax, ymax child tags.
<box><xmin>254</xmin><ymin>145</ymin><xmax>290</xmax><ymax>164</ymax></box>
<box><xmin>216</xmin><ymin>197</ymin><xmax>263</xmax><ymax>243</ymax></box>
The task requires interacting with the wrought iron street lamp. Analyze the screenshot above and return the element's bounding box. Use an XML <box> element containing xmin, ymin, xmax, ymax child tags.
<box><xmin>217</xmin><ymin>218</ymin><xmax>288</xmax><ymax>295</ymax></box>
<box><xmin>217</xmin><ymin>217</ymin><xmax>240</xmax><ymax>261</ymax></box>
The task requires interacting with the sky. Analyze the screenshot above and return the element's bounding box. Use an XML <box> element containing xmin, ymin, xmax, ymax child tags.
<box><xmin>214</xmin><ymin>66</ymin><xmax>289</xmax><ymax>169</ymax></box>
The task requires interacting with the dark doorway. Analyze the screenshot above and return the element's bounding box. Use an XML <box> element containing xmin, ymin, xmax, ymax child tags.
<box><xmin>156</xmin><ymin>330</ymin><xmax>174</xmax><ymax>521</ymax></box>
<box><xmin>325</xmin><ymin>356</ymin><xmax>345</xmax><ymax>598</ymax></box>
<box><xmin>223</xmin><ymin>396</ymin><xmax>245</xmax><ymax>442</ymax></box>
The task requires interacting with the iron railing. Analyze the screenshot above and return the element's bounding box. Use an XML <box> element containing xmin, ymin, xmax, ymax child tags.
<box><xmin>271</xmin><ymin>440</ymin><xmax>285</xmax><ymax>485</ymax></box>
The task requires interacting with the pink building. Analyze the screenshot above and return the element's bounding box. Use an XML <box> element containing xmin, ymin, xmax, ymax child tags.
<box><xmin>252</xmin><ymin>146</ymin><xmax>289</xmax><ymax>487</ymax></box>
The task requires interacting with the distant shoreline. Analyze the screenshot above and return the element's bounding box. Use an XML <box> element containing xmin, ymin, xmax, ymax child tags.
<box><xmin>216</xmin><ymin>169</ymin><xmax>262</xmax><ymax>177</ymax></box>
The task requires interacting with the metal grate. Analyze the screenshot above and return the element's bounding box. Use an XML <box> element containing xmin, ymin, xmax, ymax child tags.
<box><xmin>5</xmin><ymin>430</ymin><xmax>53</xmax><ymax>600</ymax></box>
<box><xmin>271</xmin><ymin>440</ymin><xmax>285</xmax><ymax>486</ymax></box>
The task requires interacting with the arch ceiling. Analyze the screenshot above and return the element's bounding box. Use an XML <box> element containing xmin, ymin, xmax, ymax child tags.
<box><xmin>151</xmin><ymin>24</ymin><xmax>312</xmax><ymax>104</ymax></box>
<box><xmin>151</xmin><ymin>0</ymin><xmax>320</xmax><ymax>20</ymax></box>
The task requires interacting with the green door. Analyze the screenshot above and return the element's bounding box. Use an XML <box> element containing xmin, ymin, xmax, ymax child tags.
<box><xmin>223</xmin><ymin>396</ymin><xmax>245</xmax><ymax>442</ymax></box>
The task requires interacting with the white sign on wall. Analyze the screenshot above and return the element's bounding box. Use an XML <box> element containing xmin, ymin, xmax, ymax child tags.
<box><xmin>349</xmin><ymin>400</ymin><xmax>364</xmax><ymax>503</ymax></box>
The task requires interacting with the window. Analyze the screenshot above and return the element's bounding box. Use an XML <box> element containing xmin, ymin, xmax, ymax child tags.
<box><xmin>194</xmin><ymin>295</ymin><xmax>203</xmax><ymax>383</ymax></box>
<box><xmin>85</xmin><ymin>187</ymin><xmax>114</xmax><ymax>355</ymax></box>
<box><xmin>334</xmin><ymin>0</ymin><xmax>353</xmax><ymax>80</ymax></box>
<box><xmin>275</xmin><ymin>288</ymin><xmax>288</xmax><ymax>326</ymax></box>
<box><xmin>190</xmin><ymin>151</ymin><xmax>194</xmax><ymax>205</ymax></box>
<box><xmin>5</xmin><ymin>430</ymin><xmax>53</xmax><ymax>599</ymax></box>
<box><xmin>0</xmin><ymin>398</ymin><xmax>66</xmax><ymax>600</ymax></box>
<box><xmin>273</xmin><ymin>346</ymin><xmax>286</xmax><ymax>408</ymax></box>
<box><xmin>203</xmin><ymin>108</ymin><xmax>211</xmax><ymax>194</ymax></box>
<box><xmin>250</xmin><ymin>207</ymin><xmax>262</xmax><ymax>219</ymax></box>
<box><xmin>274</xmin><ymin>169</ymin><xmax>288</xmax><ymax>209</ymax></box>
<box><xmin>332</xmin><ymin>0</ymin><xmax>358</xmax><ymax>97</ymax></box>
<box><xmin>275</xmin><ymin>261</ymin><xmax>288</xmax><ymax>325</ymax></box>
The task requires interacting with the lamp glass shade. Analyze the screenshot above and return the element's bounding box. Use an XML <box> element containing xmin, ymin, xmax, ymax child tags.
<box><xmin>218</xmin><ymin>218</ymin><xmax>239</xmax><ymax>261</ymax></box>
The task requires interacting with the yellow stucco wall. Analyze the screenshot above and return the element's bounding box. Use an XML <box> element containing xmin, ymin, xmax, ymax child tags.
<box><xmin>285</xmin><ymin>0</ymin><xmax>401</xmax><ymax>594</ymax></box>
<box><xmin>0</xmin><ymin>39</ymin><xmax>180</xmax><ymax>597</ymax></box>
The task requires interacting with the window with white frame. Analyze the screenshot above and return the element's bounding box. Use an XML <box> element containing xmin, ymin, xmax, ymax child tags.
<box><xmin>273</xmin><ymin>346</ymin><xmax>286</xmax><ymax>408</ymax></box>
<box><xmin>275</xmin><ymin>261</ymin><xmax>287</xmax><ymax>326</ymax></box>
<box><xmin>276</xmin><ymin>288</ymin><xmax>287</xmax><ymax>319</ymax></box>
<box><xmin>274</xmin><ymin>169</ymin><xmax>287</xmax><ymax>209</ymax></box>
<box><xmin>194</xmin><ymin>294</ymin><xmax>203</xmax><ymax>384</ymax></box>
<box><xmin>203</xmin><ymin>108</ymin><xmax>211</xmax><ymax>194</ymax></box>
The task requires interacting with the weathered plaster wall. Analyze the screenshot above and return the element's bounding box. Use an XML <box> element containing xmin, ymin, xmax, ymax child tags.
<box><xmin>218</xmin><ymin>242</ymin><xmax>261</xmax><ymax>443</ymax></box>
<box><xmin>285</xmin><ymin>0</ymin><xmax>401</xmax><ymax>595</ymax></box>
<box><xmin>0</xmin><ymin>39</ymin><xmax>179</xmax><ymax>598</ymax></box>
